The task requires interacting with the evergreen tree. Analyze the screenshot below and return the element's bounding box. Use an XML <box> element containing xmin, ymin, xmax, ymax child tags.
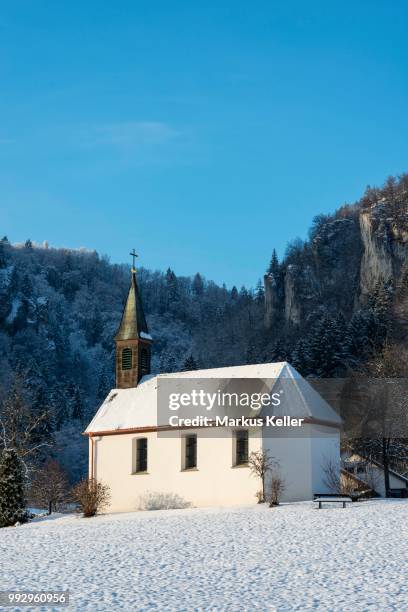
<box><xmin>346</xmin><ymin>309</ymin><xmax>377</xmax><ymax>364</ymax></box>
<box><xmin>192</xmin><ymin>273</ymin><xmax>204</xmax><ymax>297</ymax></box>
<box><xmin>165</xmin><ymin>268</ymin><xmax>179</xmax><ymax>303</ymax></box>
<box><xmin>245</xmin><ymin>343</ymin><xmax>259</xmax><ymax>364</ymax></box>
<box><xmin>306</xmin><ymin>312</ymin><xmax>345</xmax><ymax>377</ymax></box>
<box><xmin>165</xmin><ymin>354</ymin><xmax>177</xmax><ymax>373</ymax></box>
<box><xmin>97</xmin><ymin>364</ymin><xmax>112</xmax><ymax>403</ymax></box>
<box><xmin>24</xmin><ymin>239</ymin><xmax>33</xmax><ymax>250</ymax></box>
<box><xmin>159</xmin><ymin>351</ymin><xmax>178</xmax><ymax>373</ymax></box>
<box><xmin>181</xmin><ymin>354</ymin><xmax>198</xmax><ymax>371</ymax></box>
<box><xmin>71</xmin><ymin>387</ymin><xmax>84</xmax><ymax>421</ymax></box>
<box><xmin>270</xmin><ymin>339</ymin><xmax>288</xmax><ymax>362</ymax></box>
<box><xmin>255</xmin><ymin>279</ymin><xmax>264</xmax><ymax>303</ymax></box>
<box><xmin>369</xmin><ymin>280</ymin><xmax>394</xmax><ymax>346</ymax></box>
<box><xmin>86</xmin><ymin>308</ymin><xmax>103</xmax><ymax>346</ymax></box>
<box><xmin>11</xmin><ymin>298</ymin><xmax>31</xmax><ymax>333</ymax></box>
<box><xmin>31</xmin><ymin>387</ymin><xmax>54</xmax><ymax>456</ymax></box>
<box><xmin>267</xmin><ymin>249</ymin><xmax>280</xmax><ymax>277</ymax></box>
<box><xmin>49</xmin><ymin>383</ymin><xmax>69</xmax><ymax>431</ymax></box>
<box><xmin>230</xmin><ymin>286</ymin><xmax>238</xmax><ymax>302</ymax></box>
<box><xmin>291</xmin><ymin>339</ymin><xmax>309</xmax><ymax>375</ymax></box>
<box><xmin>21</xmin><ymin>274</ymin><xmax>34</xmax><ymax>299</ymax></box>
<box><xmin>0</xmin><ymin>240</ymin><xmax>8</xmax><ymax>268</ymax></box>
<box><xmin>0</xmin><ymin>449</ymin><xmax>27</xmax><ymax>527</ymax></box>
<box><xmin>240</xmin><ymin>285</ymin><xmax>251</xmax><ymax>300</ymax></box>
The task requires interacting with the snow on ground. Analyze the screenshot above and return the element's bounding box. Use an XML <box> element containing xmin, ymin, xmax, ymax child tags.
<box><xmin>0</xmin><ymin>500</ymin><xmax>407</xmax><ymax>611</ymax></box>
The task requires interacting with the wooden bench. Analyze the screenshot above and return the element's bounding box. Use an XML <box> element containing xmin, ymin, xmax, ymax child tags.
<box><xmin>314</xmin><ymin>496</ymin><xmax>352</xmax><ymax>509</ymax></box>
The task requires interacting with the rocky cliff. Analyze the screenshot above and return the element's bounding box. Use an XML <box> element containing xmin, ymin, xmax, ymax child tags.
<box><xmin>264</xmin><ymin>176</ymin><xmax>408</xmax><ymax>330</ymax></box>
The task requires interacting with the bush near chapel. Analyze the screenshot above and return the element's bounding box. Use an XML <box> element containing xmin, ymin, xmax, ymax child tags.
<box><xmin>72</xmin><ymin>478</ymin><xmax>111</xmax><ymax>518</ymax></box>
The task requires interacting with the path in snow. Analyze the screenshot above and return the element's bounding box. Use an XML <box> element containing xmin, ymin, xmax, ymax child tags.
<box><xmin>0</xmin><ymin>500</ymin><xmax>407</xmax><ymax>611</ymax></box>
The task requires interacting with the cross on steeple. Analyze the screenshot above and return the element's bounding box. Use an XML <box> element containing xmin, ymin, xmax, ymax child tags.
<box><xmin>129</xmin><ymin>249</ymin><xmax>138</xmax><ymax>272</ymax></box>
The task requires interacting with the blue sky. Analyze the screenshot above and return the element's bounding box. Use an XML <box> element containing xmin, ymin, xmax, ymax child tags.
<box><xmin>1</xmin><ymin>1</ymin><xmax>407</xmax><ymax>287</ymax></box>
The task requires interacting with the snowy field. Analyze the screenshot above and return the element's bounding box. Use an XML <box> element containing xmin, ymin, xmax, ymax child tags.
<box><xmin>0</xmin><ymin>500</ymin><xmax>407</xmax><ymax>611</ymax></box>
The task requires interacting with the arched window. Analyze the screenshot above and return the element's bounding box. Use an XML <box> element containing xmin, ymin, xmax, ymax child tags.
<box><xmin>122</xmin><ymin>347</ymin><xmax>132</xmax><ymax>370</ymax></box>
<box><xmin>140</xmin><ymin>348</ymin><xmax>149</xmax><ymax>373</ymax></box>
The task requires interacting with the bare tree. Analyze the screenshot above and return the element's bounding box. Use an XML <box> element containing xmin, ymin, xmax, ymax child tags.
<box><xmin>29</xmin><ymin>459</ymin><xmax>70</xmax><ymax>515</ymax></box>
<box><xmin>248</xmin><ymin>450</ymin><xmax>276</xmax><ymax>503</ymax></box>
<box><xmin>0</xmin><ymin>377</ymin><xmax>53</xmax><ymax>474</ymax></box>
<box><xmin>72</xmin><ymin>478</ymin><xmax>111</xmax><ymax>518</ymax></box>
<box><xmin>322</xmin><ymin>456</ymin><xmax>355</xmax><ymax>496</ymax></box>
<box><xmin>268</xmin><ymin>468</ymin><xmax>286</xmax><ymax>507</ymax></box>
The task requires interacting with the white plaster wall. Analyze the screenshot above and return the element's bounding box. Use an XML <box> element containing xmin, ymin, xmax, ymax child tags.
<box><xmin>262</xmin><ymin>426</ymin><xmax>340</xmax><ymax>501</ymax></box>
<box><xmin>90</xmin><ymin>428</ymin><xmax>262</xmax><ymax>512</ymax></box>
<box><xmin>262</xmin><ymin>430</ymin><xmax>313</xmax><ymax>501</ymax></box>
<box><xmin>310</xmin><ymin>427</ymin><xmax>341</xmax><ymax>494</ymax></box>
<box><xmin>90</xmin><ymin>424</ymin><xmax>341</xmax><ymax>511</ymax></box>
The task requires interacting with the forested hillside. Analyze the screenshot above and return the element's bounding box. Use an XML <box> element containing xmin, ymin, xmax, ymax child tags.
<box><xmin>0</xmin><ymin>173</ymin><xmax>407</xmax><ymax>479</ymax></box>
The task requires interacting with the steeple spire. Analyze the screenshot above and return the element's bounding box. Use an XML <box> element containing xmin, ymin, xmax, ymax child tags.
<box><xmin>115</xmin><ymin>270</ymin><xmax>149</xmax><ymax>342</ymax></box>
<box><xmin>115</xmin><ymin>254</ymin><xmax>152</xmax><ymax>388</ymax></box>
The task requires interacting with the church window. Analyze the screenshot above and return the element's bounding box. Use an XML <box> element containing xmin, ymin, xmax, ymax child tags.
<box><xmin>184</xmin><ymin>435</ymin><xmax>197</xmax><ymax>469</ymax></box>
<box><xmin>235</xmin><ymin>430</ymin><xmax>248</xmax><ymax>465</ymax></box>
<box><xmin>122</xmin><ymin>347</ymin><xmax>132</xmax><ymax>370</ymax></box>
<box><xmin>140</xmin><ymin>348</ymin><xmax>149</xmax><ymax>373</ymax></box>
<box><xmin>136</xmin><ymin>438</ymin><xmax>148</xmax><ymax>472</ymax></box>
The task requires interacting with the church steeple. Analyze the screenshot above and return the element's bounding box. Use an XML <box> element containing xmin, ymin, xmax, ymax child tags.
<box><xmin>115</xmin><ymin>251</ymin><xmax>152</xmax><ymax>388</ymax></box>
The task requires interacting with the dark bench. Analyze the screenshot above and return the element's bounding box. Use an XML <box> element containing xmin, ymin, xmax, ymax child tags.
<box><xmin>314</xmin><ymin>496</ymin><xmax>352</xmax><ymax>509</ymax></box>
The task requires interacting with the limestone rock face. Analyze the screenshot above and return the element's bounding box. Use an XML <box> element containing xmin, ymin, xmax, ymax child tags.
<box><xmin>359</xmin><ymin>206</ymin><xmax>408</xmax><ymax>302</ymax></box>
<box><xmin>264</xmin><ymin>200</ymin><xmax>407</xmax><ymax>330</ymax></box>
<box><xmin>284</xmin><ymin>266</ymin><xmax>301</xmax><ymax>326</ymax></box>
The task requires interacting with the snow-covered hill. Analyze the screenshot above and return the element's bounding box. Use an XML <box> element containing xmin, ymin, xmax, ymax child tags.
<box><xmin>1</xmin><ymin>500</ymin><xmax>407</xmax><ymax>610</ymax></box>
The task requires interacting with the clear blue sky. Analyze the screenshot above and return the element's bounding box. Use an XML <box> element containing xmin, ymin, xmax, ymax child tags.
<box><xmin>1</xmin><ymin>1</ymin><xmax>407</xmax><ymax>287</ymax></box>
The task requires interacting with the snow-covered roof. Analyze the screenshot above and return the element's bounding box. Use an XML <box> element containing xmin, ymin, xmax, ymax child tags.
<box><xmin>85</xmin><ymin>362</ymin><xmax>342</xmax><ymax>434</ymax></box>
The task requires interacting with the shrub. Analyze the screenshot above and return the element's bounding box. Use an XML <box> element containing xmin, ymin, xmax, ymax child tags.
<box><xmin>255</xmin><ymin>490</ymin><xmax>264</xmax><ymax>504</ymax></box>
<box><xmin>268</xmin><ymin>470</ymin><xmax>286</xmax><ymax>507</ymax></box>
<box><xmin>138</xmin><ymin>491</ymin><xmax>191</xmax><ymax>511</ymax></box>
<box><xmin>71</xmin><ymin>478</ymin><xmax>111</xmax><ymax>518</ymax></box>
<box><xmin>248</xmin><ymin>450</ymin><xmax>276</xmax><ymax>503</ymax></box>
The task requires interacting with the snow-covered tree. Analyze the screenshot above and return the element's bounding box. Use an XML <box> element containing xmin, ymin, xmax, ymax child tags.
<box><xmin>0</xmin><ymin>448</ymin><xmax>27</xmax><ymax>527</ymax></box>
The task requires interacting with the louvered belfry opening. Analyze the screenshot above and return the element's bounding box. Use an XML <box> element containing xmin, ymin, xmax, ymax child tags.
<box><xmin>121</xmin><ymin>347</ymin><xmax>133</xmax><ymax>370</ymax></box>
